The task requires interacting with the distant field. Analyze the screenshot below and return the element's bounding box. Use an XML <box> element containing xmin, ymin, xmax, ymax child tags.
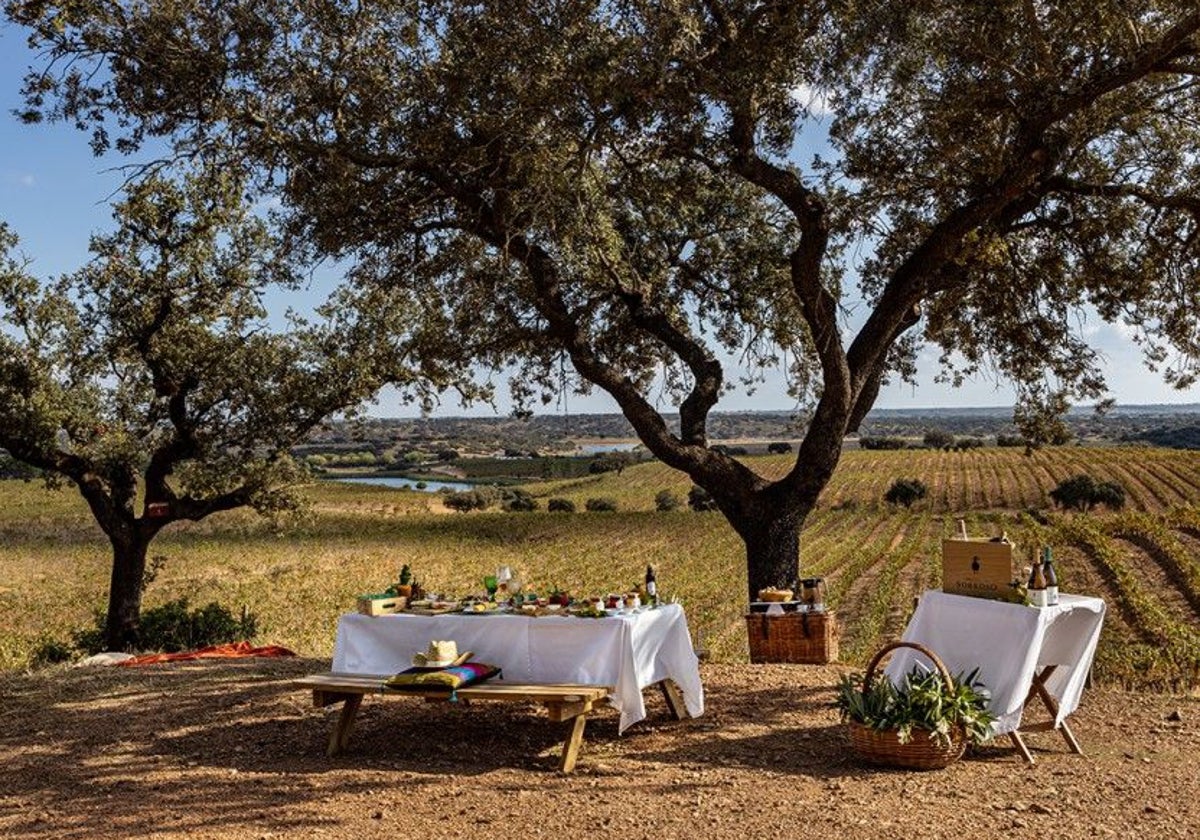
<box><xmin>2</xmin><ymin>446</ymin><xmax>1200</xmax><ymax>688</ymax></box>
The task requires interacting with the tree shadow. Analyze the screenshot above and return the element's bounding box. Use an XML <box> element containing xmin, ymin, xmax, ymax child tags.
<box><xmin>620</xmin><ymin>679</ymin><xmax>1026</xmax><ymax>780</ymax></box>
<box><xmin>0</xmin><ymin>657</ymin><xmax>1032</xmax><ymax>836</ymax></box>
<box><xmin>0</xmin><ymin>657</ymin><xmax>622</xmax><ymax>838</ymax></box>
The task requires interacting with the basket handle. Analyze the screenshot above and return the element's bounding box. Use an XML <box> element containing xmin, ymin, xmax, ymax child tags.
<box><xmin>863</xmin><ymin>640</ymin><xmax>953</xmax><ymax>691</ymax></box>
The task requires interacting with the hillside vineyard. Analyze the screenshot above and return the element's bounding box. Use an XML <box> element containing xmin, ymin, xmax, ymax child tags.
<box><xmin>3</xmin><ymin>446</ymin><xmax>1200</xmax><ymax>688</ymax></box>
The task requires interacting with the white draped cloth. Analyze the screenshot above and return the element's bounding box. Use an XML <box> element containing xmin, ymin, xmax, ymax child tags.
<box><xmin>332</xmin><ymin>603</ymin><xmax>704</xmax><ymax>733</ymax></box>
<box><xmin>884</xmin><ymin>590</ymin><xmax>1106</xmax><ymax>735</ymax></box>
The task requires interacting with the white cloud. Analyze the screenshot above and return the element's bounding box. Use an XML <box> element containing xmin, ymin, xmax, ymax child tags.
<box><xmin>1</xmin><ymin>171</ymin><xmax>36</xmax><ymax>188</ymax></box>
<box><xmin>789</xmin><ymin>83</ymin><xmax>835</xmax><ymax>117</ymax></box>
<box><xmin>1109</xmin><ymin>319</ymin><xmax>1138</xmax><ymax>341</ymax></box>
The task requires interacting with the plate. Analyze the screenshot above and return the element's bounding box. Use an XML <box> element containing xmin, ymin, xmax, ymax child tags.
<box><xmin>462</xmin><ymin>603</ymin><xmax>499</xmax><ymax>614</ymax></box>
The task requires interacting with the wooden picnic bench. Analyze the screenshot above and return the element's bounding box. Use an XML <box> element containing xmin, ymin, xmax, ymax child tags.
<box><xmin>295</xmin><ymin>672</ymin><xmax>642</xmax><ymax>773</ymax></box>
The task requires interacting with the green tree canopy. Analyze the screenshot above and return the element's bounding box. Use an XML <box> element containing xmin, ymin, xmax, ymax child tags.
<box><xmin>0</xmin><ymin>169</ymin><xmax>402</xmax><ymax>648</ymax></box>
<box><xmin>7</xmin><ymin>1</ymin><xmax>1200</xmax><ymax>597</ymax></box>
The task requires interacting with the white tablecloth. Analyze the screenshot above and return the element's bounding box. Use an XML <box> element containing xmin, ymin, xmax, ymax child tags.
<box><xmin>332</xmin><ymin>603</ymin><xmax>704</xmax><ymax>733</ymax></box>
<box><xmin>884</xmin><ymin>591</ymin><xmax>1106</xmax><ymax>735</ymax></box>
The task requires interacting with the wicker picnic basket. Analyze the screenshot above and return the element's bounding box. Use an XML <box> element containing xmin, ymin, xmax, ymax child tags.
<box><xmin>846</xmin><ymin>640</ymin><xmax>967</xmax><ymax>770</ymax></box>
<box><xmin>745</xmin><ymin>610</ymin><xmax>838</xmax><ymax>663</ymax></box>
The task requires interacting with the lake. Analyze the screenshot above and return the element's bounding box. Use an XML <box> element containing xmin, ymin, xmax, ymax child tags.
<box><xmin>330</xmin><ymin>476</ymin><xmax>474</xmax><ymax>492</ymax></box>
<box><xmin>578</xmin><ymin>442</ymin><xmax>641</xmax><ymax>454</ymax></box>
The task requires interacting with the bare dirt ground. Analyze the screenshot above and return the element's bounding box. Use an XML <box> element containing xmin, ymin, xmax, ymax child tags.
<box><xmin>1</xmin><ymin>658</ymin><xmax>1198</xmax><ymax>839</ymax></box>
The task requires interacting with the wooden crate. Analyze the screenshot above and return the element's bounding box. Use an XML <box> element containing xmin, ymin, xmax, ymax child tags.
<box><xmin>745</xmin><ymin>611</ymin><xmax>839</xmax><ymax>664</ymax></box>
<box><xmin>356</xmin><ymin>594</ymin><xmax>407</xmax><ymax>616</ymax></box>
<box><xmin>942</xmin><ymin>538</ymin><xmax>1020</xmax><ymax>602</ymax></box>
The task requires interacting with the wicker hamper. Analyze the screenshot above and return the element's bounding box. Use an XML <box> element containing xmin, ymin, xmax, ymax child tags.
<box><xmin>846</xmin><ymin>640</ymin><xmax>967</xmax><ymax>770</ymax></box>
<box><xmin>745</xmin><ymin>610</ymin><xmax>838</xmax><ymax>664</ymax></box>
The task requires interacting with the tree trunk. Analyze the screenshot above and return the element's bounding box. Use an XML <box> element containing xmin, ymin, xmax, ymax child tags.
<box><xmin>104</xmin><ymin>533</ymin><xmax>150</xmax><ymax>651</ymax></box>
<box><xmin>744</xmin><ymin>523</ymin><xmax>799</xmax><ymax>602</ymax></box>
<box><xmin>740</xmin><ymin>502</ymin><xmax>814</xmax><ymax>602</ymax></box>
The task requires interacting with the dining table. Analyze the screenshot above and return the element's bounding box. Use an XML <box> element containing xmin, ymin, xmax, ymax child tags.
<box><xmin>332</xmin><ymin>602</ymin><xmax>705</xmax><ymax>733</ymax></box>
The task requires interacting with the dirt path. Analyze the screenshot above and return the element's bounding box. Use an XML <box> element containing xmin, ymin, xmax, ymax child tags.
<box><xmin>4</xmin><ymin>658</ymin><xmax>1197</xmax><ymax>839</ymax></box>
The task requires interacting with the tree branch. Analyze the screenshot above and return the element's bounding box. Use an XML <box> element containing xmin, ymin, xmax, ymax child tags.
<box><xmin>1028</xmin><ymin>12</ymin><xmax>1200</xmax><ymax>134</ymax></box>
<box><xmin>725</xmin><ymin>104</ymin><xmax>847</xmax><ymax>412</ymax></box>
<box><xmin>1043</xmin><ymin>176</ymin><xmax>1200</xmax><ymax>216</ymax></box>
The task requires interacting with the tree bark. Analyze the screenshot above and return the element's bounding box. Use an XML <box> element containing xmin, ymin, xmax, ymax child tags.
<box><xmin>735</xmin><ymin>492</ymin><xmax>818</xmax><ymax>603</ymax></box>
<box><xmin>103</xmin><ymin>532</ymin><xmax>151</xmax><ymax>651</ymax></box>
<box><xmin>742</xmin><ymin>518</ymin><xmax>801</xmax><ymax>602</ymax></box>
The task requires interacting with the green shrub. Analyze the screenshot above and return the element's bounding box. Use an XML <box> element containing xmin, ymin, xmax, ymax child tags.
<box><xmin>859</xmin><ymin>436</ymin><xmax>907</xmax><ymax>450</ymax></box>
<box><xmin>585</xmin><ymin>497</ymin><xmax>618</xmax><ymax>512</ymax></box>
<box><xmin>30</xmin><ymin>636</ymin><xmax>75</xmax><ymax>667</ymax></box>
<box><xmin>687</xmin><ymin>485</ymin><xmax>719</xmax><ymax>512</ymax></box>
<box><xmin>547</xmin><ymin>497</ymin><xmax>576</xmax><ymax>512</ymax></box>
<box><xmin>73</xmin><ymin>598</ymin><xmax>258</xmax><ymax>654</ymax></box>
<box><xmin>767</xmin><ymin>442</ymin><xmax>792</xmax><ymax>454</ymax></box>
<box><xmin>500</xmin><ymin>487</ymin><xmax>538</xmax><ymax>512</ymax></box>
<box><xmin>1093</xmin><ymin>480</ymin><xmax>1126</xmax><ymax>510</ymax></box>
<box><xmin>443</xmin><ymin>488</ymin><xmax>496</xmax><ymax>512</ymax></box>
<box><xmin>884</xmin><ymin>477</ymin><xmax>928</xmax><ymax>508</ymax></box>
<box><xmin>923</xmin><ymin>429</ymin><xmax>955</xmax><ymax>450</ymax></box>
<box><xmin>1049</xmin><ymin>474</ymin><xmax>1126</xmax><ymax>511</ymax></box>
<box><xmin>654</xmin><ymin>490</ymin><xmax>681</xmax><ymax>512</ymax></box>
<box><xmin>588</xmin><ymin>452</ymin><xmax>634</xmax><ymax>474</ymax></box>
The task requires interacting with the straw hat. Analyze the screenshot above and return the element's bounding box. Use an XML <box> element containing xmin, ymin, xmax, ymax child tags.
<box><xmin>412</xmin><ymin>640</ymin><xmax>458</xmax><ymax>667</ymax></box>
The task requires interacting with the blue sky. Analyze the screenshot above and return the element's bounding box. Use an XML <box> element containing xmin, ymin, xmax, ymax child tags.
<box><xmin>1</xmin><ymin>23</ymin><xmax>1196</xmax><ymax>418</ymax></box>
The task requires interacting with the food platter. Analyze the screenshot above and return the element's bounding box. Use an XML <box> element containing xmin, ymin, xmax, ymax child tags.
<box><xmin>461</xmin><ymin>602</ymin><xmax>508</xmax><ymax>614</ymax></box>
<box><xmin>407</xmin><ymin>599</ymin><xmax>462</xmax><ymax>615</ymax></box>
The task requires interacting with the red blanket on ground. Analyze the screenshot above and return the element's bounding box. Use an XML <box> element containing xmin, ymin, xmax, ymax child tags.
<box><xmin>116</xmin><ymin>641</ymin><xmax>296</xmax><ymax>666</ymax></box>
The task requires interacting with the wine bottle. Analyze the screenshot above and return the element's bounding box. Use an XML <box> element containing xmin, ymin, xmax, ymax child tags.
<box><xmin>645</xmin><ymin>565</ymin><xmax>658</xmax><ymax>606</ymax></box>
<box><xmin>1028</xmin><ymin>558</ymin><xmax>1047</xmax><ymax>608</ymax></box>
<box><xmin>1042</xmin><ymin>546</ymin><xmax>1059</xmax><ymax>606</ymax></box>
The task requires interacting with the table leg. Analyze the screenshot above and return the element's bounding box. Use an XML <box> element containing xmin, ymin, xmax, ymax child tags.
<box><xmin>1011</xmin><ymin>665</ymin><xmax>1085</xmax><ymax>762</ymax></box>
<box><xmin>658</xmin><ymin>679</ymin><xmax>687</xmax><ymax>720</ymax></box>
<box><xmin>1008</xmin><ymin>731</ymin><xmax>1035</xmax><ymax>764</ymax></box>
<box><xmin>327</xmin><ymin>694</ymin><xmax>363</xmax><ymax>757</ymax></box>
<box><xmin>1032</xmin><ymin>672</ymin><xmax>1084</xmax><ymax>755</ymax></box>
<box><xmin>559</xmin><ymin>713</ymin><xmax>588</xmax><ymax>773</ymax></box>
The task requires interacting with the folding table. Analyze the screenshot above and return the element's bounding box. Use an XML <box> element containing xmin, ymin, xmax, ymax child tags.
<box><xmin>885</xmin><ymin>590</ymin><xmax>1106</xmax><ymax>763</ymax></box>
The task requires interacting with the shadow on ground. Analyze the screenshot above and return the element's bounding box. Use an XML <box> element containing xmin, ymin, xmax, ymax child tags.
<box><xmin>1</xmin><ymin>657</ymin><xmax>589</xmax><ymax>837</ymax></box>
<box><xmin>0</xmin><ymin>657</ymin><xmax>1052</xmax><ymax>838</ymax></box>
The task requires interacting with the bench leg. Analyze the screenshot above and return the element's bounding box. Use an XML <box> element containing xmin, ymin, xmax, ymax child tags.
<box><xmin>559</xmin><ymin>713</ymin><xmax>588</xmax><ymax>774</ymax></box>
<box><xmin>328</xmin><ymin>694</ymin><xmax>363</xmax><ymax>757</ymax></box>
<box><xmin>657</xmin><ymin>680</ymin><xmax>686</xmax><ymax>720</ymax></box>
